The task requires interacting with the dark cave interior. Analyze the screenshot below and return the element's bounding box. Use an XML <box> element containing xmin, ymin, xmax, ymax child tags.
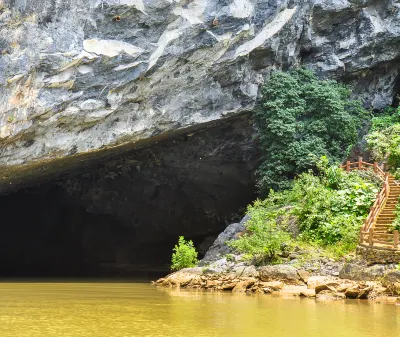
<box><xmin>0</xmin><ymin>117</ymin><xmax>258</xmax><ymax>277</ymax></box>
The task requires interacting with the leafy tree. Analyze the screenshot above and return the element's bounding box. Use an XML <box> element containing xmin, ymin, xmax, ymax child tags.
<box><xmin>255</xmin><ymin>68</ymin><xmax>368</xmax><ymax>194</ymax></box>
<box><xmin>171</xmin><ymin>236</ymin><xmax>198</xmax><ymax>271</ymax></box>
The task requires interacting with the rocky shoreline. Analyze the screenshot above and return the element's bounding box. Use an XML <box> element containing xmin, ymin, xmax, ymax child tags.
<box><xmin>153</xmin><ymin>262</ymin><xmax>400</xmax><ymax>304</ymax></box>
<box><xmin>154</xmin><ymin>217</ymin><xmax>400</xmax><ymax>304</ymax></box>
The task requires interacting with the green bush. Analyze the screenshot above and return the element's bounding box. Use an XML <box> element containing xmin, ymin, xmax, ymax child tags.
<box><xmin>228</xmin><ymin>200</ymin><xmax>291</xmax><ymax>264</ymax></box>
<box><xmin>254</xmin><ymin>68</ymin><xmax>368</xmax><ymax>194</ymax></box>
<box><xmin>368</xmin><ymin>106</ymin><xmax>400</xmax><ymax>132</ymax></box>
<box><xmin>366</xmin><ymin>107</ymin><xmax>400</xmax><ymax>171</ymax></box>
<box><xmin>229</xmin><ymin>159</ymin><xmax>380</xmax><ymax>260</ymax></box>
<box><xmin>171</xmin><ymin>236</ymin><xmax>198</xmax><ymax>271</ymax></box>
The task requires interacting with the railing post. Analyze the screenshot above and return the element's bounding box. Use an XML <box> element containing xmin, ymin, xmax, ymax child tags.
<box><xmin>358</xmin><ymin>157</ymin><xmax>362</xmax><ymax>170</ymax></box>
<box><xmin>369</xmin><ymin>229</ymin><xmax>374</xmax><ymax>247</ymax></box>
<box><xmin>394</xmin><ymin>231</ymin><xmax>399</xmax><ymax>248</ymax></box>
<box><xmin>385</xmin><ymin>172</ymin><xmax>390</xmax><ymax>196</ymax></box>
<box><xmin>346</xmin><ymin>161</ymin><xmax>350</xmax><ymax>172</ymax></box>
<box><xmin>363</xmin><ymin>219</ymin><xmax>367</xmax><ymax>232</ymax></box>
<box><xmin>373</xmin><ymin>162</ymin><xmax>378</xmax><ymax>174</ymax></box>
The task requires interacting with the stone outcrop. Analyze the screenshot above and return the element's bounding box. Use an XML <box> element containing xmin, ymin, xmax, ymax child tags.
<box><xmin>1</xmin><ymin>0</ymin><xmax>400</xmax><ymax>191</ymax></box>
<box><xmin>154</xmin><ymin>262</ymin><xmax>396</xmax><ymax>302</ymax></box>
<box><xmin>200</xmin><ymin>215</ymin><xmax>250</xmax><ymax>264</ymax></box>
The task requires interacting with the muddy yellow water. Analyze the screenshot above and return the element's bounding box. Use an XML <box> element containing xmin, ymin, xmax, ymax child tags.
<box><xmin>0</xmin><ymin>283</ymin><xmax>400</xmax><ymax>337</ymax></box>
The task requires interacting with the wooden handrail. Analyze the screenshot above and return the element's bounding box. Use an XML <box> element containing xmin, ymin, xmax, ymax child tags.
<box><xmin>339</xmin><ymin>157</ymin><xmax>398</xmax><ymax>248</ymax></box>
<box><xmin>339</xmin><ymin>157</ymin><xmax>386</xmax><ymax>180</ymax></box>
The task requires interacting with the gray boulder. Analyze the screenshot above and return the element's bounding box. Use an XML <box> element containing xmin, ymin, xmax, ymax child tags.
<box><xmin>230</xmin><ymin>265</ymin><xmax>259</xmax><ymax>278</ymax></box>
<box><xmin>200</xmin><ymin>215</ymin><xmax>250</xmax><ymax>264</ymax></box>
<box><xmin>258</xmin><ymin>265</ymin><xmax>300</xmax><ymax>284</ymax></box>
<box><xmin>382</xmin><ymin>270</ymin><xmax>400</xmax><ymax>284</ymax></box>
<box><xmin>339</xmin><ymin>263</ymin><xmax>392</xmax><ymax>281</ymax></box>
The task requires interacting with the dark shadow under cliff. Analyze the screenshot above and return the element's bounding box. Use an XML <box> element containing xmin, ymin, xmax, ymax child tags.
<box><xmin>0</xmin><ymin>116</ymin><xmax>258</xmax><ymax>277</ymax></box>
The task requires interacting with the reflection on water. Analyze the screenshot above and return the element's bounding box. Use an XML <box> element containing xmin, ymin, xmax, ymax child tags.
<box><xmin>0</xmin><ymin>282</ymin><xmax>399</xmax><ymax>337</ymax></box>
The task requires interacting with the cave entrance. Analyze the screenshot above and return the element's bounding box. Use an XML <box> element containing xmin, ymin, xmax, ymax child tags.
<box><xmin>0</xmin><ymin>117</ymin><xmax>258</xmax><ymax>277</ymax></box>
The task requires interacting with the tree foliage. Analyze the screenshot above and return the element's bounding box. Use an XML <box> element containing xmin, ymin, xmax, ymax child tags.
<box><xmin>255</xmin><ymin>68</ymin><xmax>368</xmax><ymax>194</ymax></box>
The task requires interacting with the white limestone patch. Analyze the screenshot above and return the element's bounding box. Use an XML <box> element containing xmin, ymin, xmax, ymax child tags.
<box><xmin>114</xmin><ymin>61</ymin><xmax>144</xmax><ymax>71</ymax></box>
<box><xmin>147</xmin><ymin>29</ymin><xmax>182</xmax><ymax>71</ymax></box>
<box><xmin>119</xmin><ymin>0</ymin><xmax>146</xmax><ymax>13</ymax></box>
<box><xmin>206</xmin><ymin>31</ymin><xmax>233</xmax><ymax>43</ymax></box>
<box><xmin>77</xmin><ymin>65</ymin><xmax>94</xmax><ymax>75</ymax></box>
<box><xmin>186</xmin><ymin>0</ymin><xmax>207</xmax><ymax>17</ymax></box>
<box><xmin>6</xmin><ymin>74</ymin><xmax>24</xmax><ymax>84</ymax></box>
<box><xmin>83</xmin><ymin>39</ymin><xmax>144</xmax><ymax>58</ymax></box>
<box><xmin>230</xmin><ymin>0</ymin><xmax>254</xmax><ymax>18</ymax></box>
<box><xmin>173</xmin><ymin>7</ymin><xmax>203</xmax><ymax>25</ymax></box>
<box><xmin>45</xmin><ymin>68</ymin><xmax>74</xmax><ymax>84</ymax></box>
<box><xmin>79</xmin><ymin>99</ymin><xmax>106</xmax><ymax>111</ymax></box>
<box><xmin>235</xmin><ymin>7</ymin><xmax>297</xmax><ymax>58</ymax></box>
<box><xmin>84</xmin><ymin>109</ymin><xmax>113</xmax><ymax>123</ymax></box>
<box><xmin>364</xmin><ymin>8</ymin><xmax>386</xmax><ymax>34</ymax></box>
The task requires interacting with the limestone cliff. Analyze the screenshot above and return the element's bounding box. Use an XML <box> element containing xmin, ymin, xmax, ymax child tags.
<box><xmin>0</xmin><ymin>0</ymin><xmax>399</xmax><ymax>191</ymax></box>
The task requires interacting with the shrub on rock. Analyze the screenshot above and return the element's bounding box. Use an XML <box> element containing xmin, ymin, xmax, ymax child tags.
<box><xmin>171</xmin><ymin>236</ymin><xmax>198</xmax><ymax>271</ymax></box>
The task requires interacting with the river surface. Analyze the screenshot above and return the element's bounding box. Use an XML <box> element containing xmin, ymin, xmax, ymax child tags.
<box><xmin>0</xmin><ymin>282</ymin><xmax>400</xmax><ymax>337</ymax></box>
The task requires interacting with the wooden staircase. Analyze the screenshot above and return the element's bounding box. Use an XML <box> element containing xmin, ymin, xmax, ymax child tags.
<box><xmin>371</xmin><ymin>175</ymin><xmax>400</xmax><ymax>247</ymax></box>
<box><xmin>342</xmin><ymin>159</ymin><xmax>400</xmax><ymax>250</ymax></box>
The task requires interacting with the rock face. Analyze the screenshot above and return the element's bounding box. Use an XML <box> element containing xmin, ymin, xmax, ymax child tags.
<box><xmin>0</xmin><ymin>0</ymin><xmax>400</xmax><ymax>190</ymax></box>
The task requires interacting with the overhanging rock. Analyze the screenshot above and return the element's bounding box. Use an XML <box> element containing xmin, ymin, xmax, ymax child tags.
<box><xmin>0</xmin><ymin>0</ymin><xmax>399</xmax><ymax>188</ymax></box>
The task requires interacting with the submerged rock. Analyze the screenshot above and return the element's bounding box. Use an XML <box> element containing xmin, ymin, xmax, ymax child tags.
<box><xmin>316</xmin><ymin>290</ymin><xmax>346</xmax><ymax>301</ymax></box>
<box><xmin>232</xmin><ymin>278</ymin><xmax>257</xmax><ymax>293</ymax></box>
<box><xmin>157</xmin><ymin>267</ymin><xmax>203</xmax><ymax>287</ymax></box>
